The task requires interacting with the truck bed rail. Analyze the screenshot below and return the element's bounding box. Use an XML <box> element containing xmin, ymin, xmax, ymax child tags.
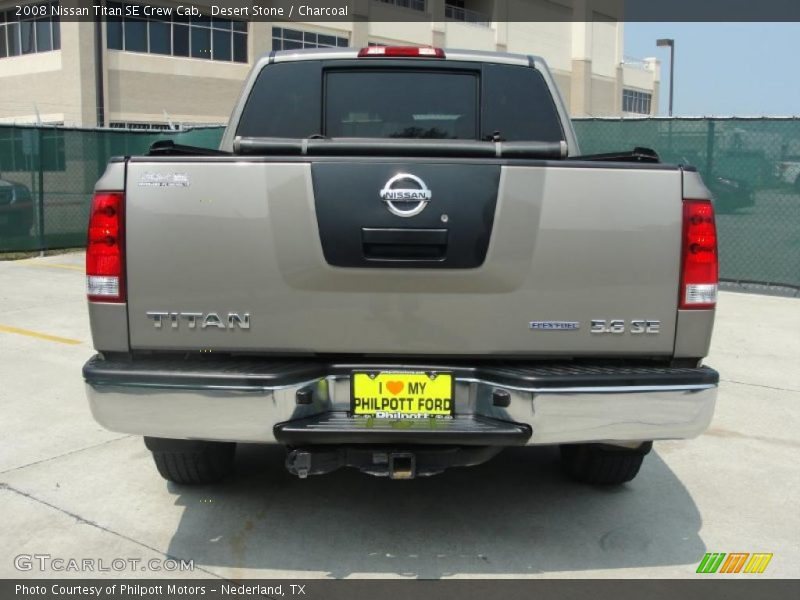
<box><xmin>570</xmin><ymin>146</ymin><xmax>661</xmax><ymax>163</ymax></box>
<box><xmin>147</xmin><ymin>140</ymin><xmax>231</xmax><ymax>157</ymax></box>
<box><xmin>232</xmin><ymin>136</ymin><xmax>568</xmax><ymax>159</ymax></box>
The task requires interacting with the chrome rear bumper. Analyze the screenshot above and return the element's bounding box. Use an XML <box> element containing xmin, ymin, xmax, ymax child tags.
<box><xmin>84</xmin><ymin>356</ymin><xmax>717</xmax><ymax>446</ymax></box>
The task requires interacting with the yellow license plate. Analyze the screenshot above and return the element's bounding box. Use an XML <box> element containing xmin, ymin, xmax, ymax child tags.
<box><xmin>351</xmin><ymin>371</ymin><xmax>454</xmax><ymax>418</ymax></box>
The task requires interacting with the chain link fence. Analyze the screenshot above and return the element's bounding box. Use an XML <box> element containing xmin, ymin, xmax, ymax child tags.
<box><xmin>574</xmin><ymin>118</ymin><xmax>800</xmax><ymax>289</ymax></box>
<box><xmin>0</xmin><ymin>125</ymin><xmax>224</xmax><ymax>253</ymax></box>
<box><xmin>1</xmin><ymin>119</ymin><xmax>798</xmax><ymax>288</ymax></box>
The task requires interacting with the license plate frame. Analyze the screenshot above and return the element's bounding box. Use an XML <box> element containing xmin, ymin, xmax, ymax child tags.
<box><xmin>350</xmin><ymin>370</ymin><xmax>455</xmax><ymax>419</ymax></box>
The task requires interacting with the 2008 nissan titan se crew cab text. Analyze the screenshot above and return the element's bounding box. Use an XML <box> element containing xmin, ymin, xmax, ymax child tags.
<box><xmin>83</xmin><ymin>47</ymin><xmax>719</xmax><ymax>486</ymax></box>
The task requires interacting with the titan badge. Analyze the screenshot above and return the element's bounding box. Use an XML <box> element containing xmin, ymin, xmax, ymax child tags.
<box><xmin>146</xmin><ymin>312</ymin><xmax>250</xmax><ymax>330</ymax></box>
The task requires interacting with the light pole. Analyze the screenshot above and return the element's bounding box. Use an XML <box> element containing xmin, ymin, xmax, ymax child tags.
<box><xmin>656</xmin><ymin>38</ymin><xmax>675</xmax><ymax>116</ymax></box>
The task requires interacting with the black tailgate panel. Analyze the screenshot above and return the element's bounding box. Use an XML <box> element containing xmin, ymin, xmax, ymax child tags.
<box><xmin>311</xmin><ymin>162</ymin><xmax>500</xmax><ymax>268</ymax></box>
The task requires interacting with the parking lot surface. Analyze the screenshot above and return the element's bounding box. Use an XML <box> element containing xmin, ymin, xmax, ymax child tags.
<box><xmin>1</xmin><ymin>252</ymin><xmax>798</xmax><ymax>579</ymax></box>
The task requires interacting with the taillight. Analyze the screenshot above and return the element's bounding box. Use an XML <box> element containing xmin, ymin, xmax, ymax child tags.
<box><xmin>358</xmin><ymin>46</ymin><xmax>445</xmax><ymax>58</ymax></box>
<box><xmin>680</xmin><ymin>198</ymin><xmax>718</xmax><ymax>309</ymax></box>
<box><xmin>86</xmin><ymin>191</ymin><xmax>125</xmax><ymax>303</ymax></box>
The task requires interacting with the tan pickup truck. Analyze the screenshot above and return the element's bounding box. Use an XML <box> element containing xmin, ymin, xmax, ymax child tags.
<box><xmin>83</xmin><ymin>47</ymin><xmax>719</xmax><ymax>486</ymax></box>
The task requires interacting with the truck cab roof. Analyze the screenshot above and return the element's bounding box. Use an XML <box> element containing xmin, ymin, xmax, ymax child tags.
<box><xmin>265</xmin><ymin>46</ymin><xmax>541</xmax><ymax>67</ymax></box>
<box><xmin>221</xmin><ymin>47</ymin><xmax>576</xmax><ymax>154</ymax></box>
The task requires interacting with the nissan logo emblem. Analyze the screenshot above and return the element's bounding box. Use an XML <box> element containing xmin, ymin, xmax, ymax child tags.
<box><xmin>379</xmin><ymin>173</ymin><xmax>432</xmax><ymax>217</ymax></box>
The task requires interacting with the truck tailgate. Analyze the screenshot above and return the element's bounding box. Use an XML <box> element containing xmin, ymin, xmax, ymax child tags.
<box><xmin>124</xmin><ymin>158</ymin><xmax>682</xmax><ymax>357</ymax></box>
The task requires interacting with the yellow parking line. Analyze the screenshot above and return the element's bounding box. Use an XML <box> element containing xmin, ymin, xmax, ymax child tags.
<box><xmin>0</xmin><ymin>324</ymin><xmax>82</xmax><ymax>345</ymax></box>
<box><xmin>15</xmin><ymin>261</ymin><xmax>84</xmax><ymax>272</ymax></box>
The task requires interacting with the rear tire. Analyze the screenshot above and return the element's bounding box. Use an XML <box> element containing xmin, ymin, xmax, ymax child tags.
<box><xmin>144</xmin><ymin>437</ymin><xmax>236</xmax><ymax>485</ymax></box>
<box><xmin>560</xmin><ymin>442</ymin><xmax>651</xmax><ymax>485</ymax></box>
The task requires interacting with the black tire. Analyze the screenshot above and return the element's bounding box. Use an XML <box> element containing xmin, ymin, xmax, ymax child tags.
<box><xmin>144</xmin><ymin>437</ymin><xmax>236</xmax><ymax>485</ymax></box>
<box><xmin>560</xmin><ymin>442</ymin><xmax>652</xmax><ymax>485</ymax></box>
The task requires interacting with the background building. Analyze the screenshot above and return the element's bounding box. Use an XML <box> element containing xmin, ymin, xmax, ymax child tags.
<box><xmin>0</xmin><ymin>0</ymin><xmax>660</xmax><ymax>128</ymax></box>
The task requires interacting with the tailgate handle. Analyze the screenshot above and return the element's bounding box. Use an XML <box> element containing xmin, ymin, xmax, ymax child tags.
<box><xmin>361</xmin><ymin>228</ymin><xmax>448</xmax><ymax>261</ymax></box>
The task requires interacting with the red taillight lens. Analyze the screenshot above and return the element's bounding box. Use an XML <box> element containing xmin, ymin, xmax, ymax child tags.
<box><xmin>86</xmin><ymin>191</ymin><xmax>125</xmax><ymax>303</ymax></box>
<box><xmin>680</xmin><ymin>199</ymin><xmax>718</xmax><ymax>309</ymax></box>
<box><xmin>358</xmin><ymin>46</ymin><xmax>445</xmax><ymax>58</ymax></box>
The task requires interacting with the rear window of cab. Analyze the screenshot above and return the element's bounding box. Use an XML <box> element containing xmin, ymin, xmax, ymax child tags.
<box><xmin>236</xmin><ymin>60</ymin><xmax>565</xmax><ymax>143</ymax></box>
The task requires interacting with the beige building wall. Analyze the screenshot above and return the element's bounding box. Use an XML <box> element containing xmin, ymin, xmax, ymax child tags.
<box><xmin>590</xmin><ymin>77</ymin><xmax>616</xmax><ymax>116</ymax></box>
<box><xmin>0</xmin><ymin>21</ymin><xmax>98</xmax><ymax>125</ymax></box>
<box><xmin>0</xmin><ymin>52</ymin><xmax>65</xmax><ymax>124</ymax></box>
<box><xmin>0</xmin><ymin>0</ymin><xmax>660</xmax><ymax>127</ymax></box>
<box><xmin>105</xmin><ymin>52</ymin><xmax>249</xmax><ymax>125</ymax></box>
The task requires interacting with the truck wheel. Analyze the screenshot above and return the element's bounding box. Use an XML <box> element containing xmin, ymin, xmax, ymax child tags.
<box><xmin>144</xmin><ymin>437</ymin><xmax>236</xmax><ymax>484</ymax></box>
<box><xmin>559</xmin><ymin>442</ymin><xmax>652</xmax><ymax>485</ymax></box>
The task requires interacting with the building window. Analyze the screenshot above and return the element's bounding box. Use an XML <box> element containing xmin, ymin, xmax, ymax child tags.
<box><xmin>0</xmin><ymin>2</ymin><xmax>61</xmax><ymax>60</ymax></box>
<box><xmin>106</xmin><ymin>2</ymin><xmax>247</xmax><ymax>63</ymax></box>
<box><xmin>374</xmin><ymin>0</ymin><xmax>426</xmax><ymax>11</ymax></box>
<box><xmin>622</xmin><ymin>89</ymin><xmax>653</xmax><ymax>115</ymax></box>
<box><xmin>272</xmin><ymin>27</ymin><xmax>348</xmax><ymax>51</ymax></box>
<box><xmin>445</xmin><ymin>1</ymin><xmax>491</xmax><ymax>26</ymax></box>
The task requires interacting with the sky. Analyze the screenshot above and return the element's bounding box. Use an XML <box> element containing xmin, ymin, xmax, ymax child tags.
<box><xmin>624</xmin><ymin>22</ymin><xmax>800</xmax><ymax>116</ymax></box>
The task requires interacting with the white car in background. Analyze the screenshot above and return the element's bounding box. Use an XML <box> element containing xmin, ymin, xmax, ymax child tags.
<box><xmin>775</xmin><ymin>158</ymin><xmax>800</xmax><ymax>190</ymax></box>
